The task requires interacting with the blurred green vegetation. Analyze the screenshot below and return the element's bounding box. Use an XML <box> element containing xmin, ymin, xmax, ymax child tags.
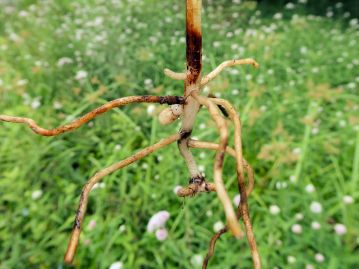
<box><xmin>0</xmin><ymin>0</ymin><xmax>358</xmax><ymax>268</ymax></box>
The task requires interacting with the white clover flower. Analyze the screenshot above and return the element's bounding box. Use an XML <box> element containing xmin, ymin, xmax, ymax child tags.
<box><xmin>17</xmin><ymin>79</ymin><xmax>28</xmax><ymax>86</ymax></box>
<box><xmin>310</xmin><ymin>201</ymin><xmax>322</xmax><ymax>214</ymax></box>
<box><xmin>311</xmin><ymin>221</ymin><xmax>321</xmax><ymax>230</ymax></box>
<box><xmin>231</xmin><ymin>44</ymin><xmax>239</xmax><ymax>50</ymax></box>
<box><xmin>232</xmin><ymin>89</ymin><xmax>239</xmax><ymax>95</ymax></box>
<box><xmin>334</xmin><ymin>223</ymin><xmax>347</xmax><ymax>235</ymax></box>
<box><xmin>305</xmin><ymin>264</ymin><xmax>314</xmax><ymax>269</ymax></box>
<box><xmin>191</xmin><ymin>254</ymin><xmax>203</xmax><ymax>267</ymax></box>
<box><xmin>295</xmin><ymin>213</ymin><xmax>304</xmax><ymax>220</ymax></box>
<box><xmin>147</xmin><ymin>210</ymin><xmax>170</xmax><ymax>233</ymax></box>
<box><xmin>31</xmin><ymin>98</ymin><xmax>41</xmax><ymax>109</ymax></box>
<box><xmin>273</xmin><ymin>13</ymin><xmax>283</xmax><ymax>20</ymax></box>
<box><xmin>289</xmin><ymin>175</ymin><xmax>296</xmax><ymax>183</ymax></box>
<box><xmin>213</xmin><ymin>41</ymin><xmax>221</xmax><ymax>48</ymax></box>
<box><xmin>179</xmin><ymin>36</ymin><xmax>186</xmax><ymax>43</ymax></box>
<box><xmin>342</xmin><ymin>195</ymin><xmax>354</xmax><ymax>204</ymax></box>
<box><xmin>75</xmin><ymin>70</ymin><xmax>88</xmax><ymax>80</ymax></box>
<box><xmin>114</xmin><ymin>144</ymin><xmax>122</xmax><ymax>151</ymax></box>
<box><xmin>118</xmin><ymin>225</ymin><xmax>126</xmax><ymax>232</ymax></box>
<box><xmin>93</xmin><ymin>182</ymin><xmax>106</xmax><ymax>189</ymax></box>
<box><xmin>276</xmin><ymin>181</ymin><xmax>287</xmax><ymax>190</ymax></box>
<box><xmin>300</xmin><ymin>46</ymin><xmax>308</xmax><ymax>54</ymax></box>
<box><xmin>198</xmin><ymin>165</ymin><xmax>205</xmax><ymax>172</ymax></box>
<box><xmin>287</xmin><ymin>256</ymin><xmax>296</xmax><ymax>264</ymax></box>
<box><xmin>144</xmin><ymin>78</ymin><xmax>153</xmax><ymax>86</ymax></box>
<box><xmin>199</xmin><ymin>152</ymin><xmax>206</xmax><ymax>159</ymax></box>
<box><xmin>233</xmin><ymin>194</ymin><xmax>241</xmax><ymax>206</ymax></box>
<box><xmin>202</xmin><ymin>86</ymin><xmax>210</xmax><ymax>94</ymax></box>
<box><xmin>206</xmin><ymin>210</ymin><xmax>213</xmax><ymax>217</ymax></box>
<box><xmin>291</xmin><ymin>224</ymin><xmax>302</xmax><ymax>234</ymax></box>
<box><xmin>349</xmin><ymin>18</ymin><xmax>358</xmax><ymax>27</ymax></box>
<box><xmin>311</xmin><ymin>127</ymin><xmax>320</xmax><ymax>135</ymax></box>
<box><xmin>269</xmin><ymin>205</ymin><xmax>280</xmax><ymax>215</ymax></box>
<box><xmin>347</xmin><ymin>82</ymin><xmax>356</xmax><ymax>89</ymax></box>
<box><xmin>93</xmin><ymin>17</ymin><xmax>104</xmax><ymax>27</ymax></box>
<box><xmin>315</xmin><ymin>253</ymin><xmax>325</xmax><ymax>263</ymax></box>
<box><xmin>305</xmin><ymin>184</ymin><xmax>315</xmax><ymax>193</ymax></box>
<box><xmin>285</xmin><ymin>3</ymin><xmax>295</xmax><ymax>9</ymax></box>
<box><xmin>9</xmin><ymin>32</ymin><xmax>20</xmax><ymax>42</ymax></box>
<box><xmin>0</xmin><ymin>78</ymin><xmax>3</xmax><ymax>87</ymax></box>
<box><xmin>53</xmin><ymin>101</ymin><xmax>62</xmax><ymax>110</ymax></box>
<box><xmin>326</xmin><ymin>11</ymin><xmax>334</xmax><ymax>17</ymax></box>
<box><xmin>109</xmin><ymin>261</ymin><xmax>123</xmax><ymax>269</ymax></box>
<box><xmin>155</xmin><ymin>228</ymin><xmax>168</xmax><ymax>241</ymax></box>
<box><xmin>213</xmin><ymin>221</ymin><xmax>225</xmax><ymax>232</ymax></box>
<box><xmin>87</xmin><ymin>219</ymin><xmax>96</xmax><ymax>230</ymax></box>
<box><xmin>142</xmin><ymin>163</ymin><xmax>149</xmax><ymax>170</ymax></box>
<box><xmin>31</xmin><ymin>190</ymin><xmax>43</xmax><ymax>200</ymax></box>
<box><xmin>199</xmin><ymin>123</ymin><xmax>206</xmax><ymax>130</ymax></box>
<box><xmin>339</xmin><ymin>120</ymin><xmax>346</xmax><ymax>127</ymax></box>
<box><xmin>292</xmin><ymin>147</ymin><xmax>301</xmax><ymax>155</ymax></box>
<box><xmin>226</xmin><ymin>32</ymin><xmax>233</xmax><ymax>38</ymax></box>
<box><xmin>57</xmin><ymin>57</ymin><xmax>73</xmax><ymax>67</ymax></box>
<box><xmin>147</xmin><ymin>104</ymin><xmax>156</xmax><ymax>115</ymax></box>
<box><xmin>18</xmin><ymin>10</ymin><xmax>28</xmax><ymax>17</ymax></box>
<box><xmin>312</xmin><ymin>67</ymin><xmax>319</xmax><ymax>73</ymax></box>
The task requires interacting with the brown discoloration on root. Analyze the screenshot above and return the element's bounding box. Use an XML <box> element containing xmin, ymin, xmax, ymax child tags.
<box><xmin>0</xmin><ymin>95</ymin><xmax>184</xmax><ymax>137</ymax></box>
<box><xmin>215</xmin><ymin>152</ymin><xmax>225</xmax><ymax>169</ymax></box>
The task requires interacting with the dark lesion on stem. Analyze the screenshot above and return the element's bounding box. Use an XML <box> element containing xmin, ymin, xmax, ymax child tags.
<box><xmin>186</xmin><ymin>0</ymin><xmax>202</xmax><ymax>85</ymax></box>
<box><xmin>74</xmin><ymin>214</ymin><xmax>81</xmax><ymax>229</ymax></box>
<box><xmin>188</xmin><ymin>174</ymin><xmax>205</xmax><ymax>185</ymax></box>
<box><xmin>157</xmin><ymin>95</ymin><xmax>185</xmax><ymax>105</ymax></box>
<box><xmin>177</xmin><ymin>175</ymin><xmax>216</xmax><ymax>197</ymax></box>
<box><xmin>179</xmin><ymin>129</ymin><xmax>193</xmax><ymax>141</ymax></box>
<box><xmin>186</xmin><ymin>28</ymin><xmax>202</xmax><ymax>84</ymax></box>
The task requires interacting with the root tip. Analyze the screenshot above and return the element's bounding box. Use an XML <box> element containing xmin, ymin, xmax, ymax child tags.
<box><xmin>252</xmin><ymin>62</ymin><xmax>260</xmax><ymax>68</ymax></box>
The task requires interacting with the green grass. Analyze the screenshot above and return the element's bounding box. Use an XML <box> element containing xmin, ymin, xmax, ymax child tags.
<box><xmin>0</xmin><ymin>0</ymin><xmax>358</xmax><ymax>268</ymax></box>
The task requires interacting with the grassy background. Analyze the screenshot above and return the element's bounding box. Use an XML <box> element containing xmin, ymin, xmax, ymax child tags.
<box><xmin>0</xmin><ymin>0</ymin><xmax>358</xmax><ymax>268</ymax></box>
